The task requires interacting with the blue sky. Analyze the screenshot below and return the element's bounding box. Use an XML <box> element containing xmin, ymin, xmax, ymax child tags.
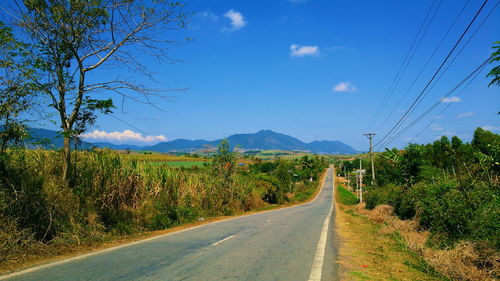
<box><xmin>32</xmin><ymin>0</ymin><xmax>499</xmax><ymax>151</ymax></box>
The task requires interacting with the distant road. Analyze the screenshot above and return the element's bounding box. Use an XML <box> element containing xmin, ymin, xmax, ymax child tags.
<box><xmin>3</xmin><ymin>167</ymin><xmax>337</xmax><ymax>281</ymax></box>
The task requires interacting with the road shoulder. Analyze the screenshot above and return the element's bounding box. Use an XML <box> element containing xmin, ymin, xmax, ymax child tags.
<box><xmin>334</xmin><ymin>184</ymin><xmax>443</xmax><ymax>281</ymax></box>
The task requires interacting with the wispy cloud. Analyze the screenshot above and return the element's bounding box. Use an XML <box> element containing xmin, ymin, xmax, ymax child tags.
<box><xmin>441</xmin><ymin>96</ymin><xmax>461</xmax><ymax>103</ymax></box>
<box><xmin>457</xmin><ymin>112</ymin><xmax>475</xmax><ymax>119</ymax></box>
<box><xmin>441</xmin><ymin>131</ymin><xmax>456</xmax><ymax>137</ymax></box>
<box><xmin>289</xmin><ymin>0</ymin><xmax>309</xmax><ymax>4</ymax></box>
<box><xmin>198</xmin><ymin>10</ymin><xmax>219</xmax><ymax>21</ymax></box>
<box><xmin>481</xmin><ymin>126</ymin><xmax>500</xmax><ymax>131</ymax></box>
<box><xmin>431</xmin><ymin>124</ymin><xmax>443</xmax><ymax>131</ymax></box>
<box><xmin>290</xmin><ymin>44</ymin><xmax>319</xmax><ymax>57</ymax></box>
<box><xmin>332</xmin><ymin>81</ymin><xmax>357</xmax><ymax>92</ymax></box>
<box><xmin>82</xmin><ymin>130</ymin><xmax>167</xmax><ymax>144</ymax></box>
<box><xmin>223</xmin><ymin>9</ymin><xmax>246</xmax><ymax>31</ymax></box>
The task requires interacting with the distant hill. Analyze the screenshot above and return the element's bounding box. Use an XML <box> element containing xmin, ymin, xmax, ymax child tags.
<box><xmin>22</xmin><ymin>128</ymin><xmax>358</xmax><ymax>154</ymax></box>
<box><xmin>226</xmin><ymin>130</ymin><xmax>308</xmax><ymax>151</ymax></box>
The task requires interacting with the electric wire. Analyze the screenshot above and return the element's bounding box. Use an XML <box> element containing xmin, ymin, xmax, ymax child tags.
<box><xmin>108</xmin><ymin>114</ymin><xmax>179</xmax><ymax>151</ymax></box>
<box><xmin>364</xmin><ymin>0</ymin><xmax>441</xmax><ymax>133</ymax></box>
<box><xmin>374</xmin><ymin>56</ymin><xmax>491</xmax><ymax>150</ymax></box>
<box><xmin>374</xmin><ymin>0</ymin><xmax>472</xmax><ymax>133</ymax></box>
<box><xmin>373</xmin><ymin>0</ymin><xmax>490</xmax><ymax>149</ymax></box>
<box><xmin>373</xmin><ymin>1</ymin><xmax>497</xmax><ymax>149</ymax></box>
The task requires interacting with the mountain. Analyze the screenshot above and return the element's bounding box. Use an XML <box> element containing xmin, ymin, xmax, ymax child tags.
<box><xmin>306</xmin><ymin>140</ymin><xmax>358</xmax><ymax>155</ymax></box>
<box><xmin>27</xmin><ymin>128</ymin><xmax>95</xmax><ymax>149</ymax></box>
<box><xmin>148</xmin><ymin>139</ymin><xmax>211</xmax><ymax>152</ymax></box>
<box><xmin>88</xmin><ymin>142</ymin><xmax>144</xmax><ymax>151</ymax></box>
<box><xmin>226</xmin><ymin>130</ymin><xmax>308</xmax><ymax>151</ymax></box>
<box><xmin>21</xmin><ymin>128</ymin><xmax>358</xmax><ymax>154</ymax></box>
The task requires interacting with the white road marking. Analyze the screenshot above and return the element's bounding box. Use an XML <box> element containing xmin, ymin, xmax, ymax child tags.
<box><xmin>211</xmin><ymin>235</ymin><xmax>235</xmax><ymax>246</ymax></box>
<box><xmin>0</xmin><ymin>169</ymin><xmax>330</xmax><ymax>280</ymax></box>
<box><xmin>308</xmin><ymin>167</ymin><xmax>334</xmax><ymax>281</ymax></box>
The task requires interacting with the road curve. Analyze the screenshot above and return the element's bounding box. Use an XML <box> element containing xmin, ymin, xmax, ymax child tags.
<box><xmin>3</xmin><ymin>166</ymin><xmax>337</xmax><ymax>281</ymax></box>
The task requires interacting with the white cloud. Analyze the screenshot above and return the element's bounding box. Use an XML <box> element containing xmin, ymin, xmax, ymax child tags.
<box><xmin>82</xmin><ymin>130</ymin><xmax>167</xmax><ymax>144</ymax></box>
<box><xmin>290</xmin><ymin>44</ymin><xmax>319</xmax><ymax>57</ymax></box>
<box><xmin>332</xmin><ymin>81</ymin><xmax>357</xmax><ymax>92</ymax></box>
<box><xmin>441</xmin><ymin>96</ymin><xmax>461</xmax><ymax>103</ymax></box>
<box><xmin>481</xmin><ymin>126</ymin><xmax>500</xmax><ymax>131</ymax></box>
<box><xmin>199</xmin><ymin>10</ymin><xmax>219</xmax><ymax>21</ymax></box>
<box><xmin>223</xmin><ymin>9</ymin><xmax>246</xmax><ymax>31</ymax></box>
<box><xmin>442</xmin><ymin>131</ymin><xmax>456</xmax><ymax>137</ymax></box>
<box><xmin>457</xmin><ymin>112</ymin><xmax>475</xmax><ymax>119</ymax></box>
<box><xmin>431</xmin><ymin>124</ymin><xmax>443</xmax><ymax>131</ymax></box>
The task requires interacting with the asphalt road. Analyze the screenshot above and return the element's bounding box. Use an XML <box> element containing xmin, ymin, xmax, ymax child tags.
<box><xmin>3</xmin><ymin>167</ymin><xmax>337</xmax><ymax>281</ymax></box>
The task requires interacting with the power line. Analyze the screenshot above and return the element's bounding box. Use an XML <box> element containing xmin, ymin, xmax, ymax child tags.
<box><xmin>373</xmin><ymin>0</ymin><xmax>490</xmax><ymax>149</ymax></box>
<box><xmin>364</xmin><ymin>0</ymin><xmax>441</xmax><ymax>133</ymax></box>
<box><xmin>413</xmin><ymin>71</ymin><xmax>478</xmax><ymax>139</ymax></box>
<box><xmin>373</xmin><ymin>0</ymin><xmax>498</xmax><ymax>149</ymax></box>
<box><xmin>108</xmin><ymin>114</ymin><xmax>179</xmax><ymax>151</ymax></box>
<box><xmin>374</xmin><ymin>0</ymin><xmax>472</xmax><ymax>133</ymax></box>
<box><xmin>373</xmin><ymin>56</ymin><xmax>491</xmax><ymax>150</ymax></box>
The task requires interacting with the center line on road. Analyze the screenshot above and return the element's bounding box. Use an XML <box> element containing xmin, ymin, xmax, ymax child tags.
<box><xmin>211</xmin><ymin>235</ymin><xmax>235</xmax><ymax>246</ymax></box>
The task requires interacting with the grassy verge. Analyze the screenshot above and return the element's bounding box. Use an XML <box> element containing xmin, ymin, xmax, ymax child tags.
<box><xmin>337</xmin><ymin>185</ymin><xmax>359</xmax><ymax>205</ymax></box>
<box><xmin>335</xmin><ymin>184</ymin><xmax>444</xmax><ymax>281</ymax></box>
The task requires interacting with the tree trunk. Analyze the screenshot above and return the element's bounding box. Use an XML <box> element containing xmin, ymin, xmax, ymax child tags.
<box><xmin>62</xmin><ymin>134</ymin><xmax>71</xmax><ymax>186</ymax></box>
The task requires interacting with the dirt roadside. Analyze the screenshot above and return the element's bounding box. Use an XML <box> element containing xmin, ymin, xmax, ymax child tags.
<box><xmin>334</xmin><ymin>183</ymin><xmax>443</xmax><ymax>281</ymax></box>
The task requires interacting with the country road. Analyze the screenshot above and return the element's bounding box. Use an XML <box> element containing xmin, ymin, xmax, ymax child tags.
<box><xmin>2</xmin><ymin>167</ymin><xmax>337</xmax><ymax>281</ymax></box>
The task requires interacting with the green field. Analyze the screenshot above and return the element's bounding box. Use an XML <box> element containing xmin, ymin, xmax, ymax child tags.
<box><xmin>152</xmin><ymin>161</ymin><xmax>207</xmax><ymax>168</ymax></box>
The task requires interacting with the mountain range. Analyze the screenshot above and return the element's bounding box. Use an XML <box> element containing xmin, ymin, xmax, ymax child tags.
<box><xmin>26</xmin><ymin>128</ymin><xmax>358</xmax><ymax>154</ymax></box>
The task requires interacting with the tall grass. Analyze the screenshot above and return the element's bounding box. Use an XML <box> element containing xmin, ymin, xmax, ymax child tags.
<box><xmin>0</xmin><ymin>149</ymin><xmax>325</xmax><ymax>263</ymax></box>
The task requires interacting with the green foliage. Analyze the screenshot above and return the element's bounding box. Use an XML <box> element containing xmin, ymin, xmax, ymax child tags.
<box><xmin>399</xmin><ymin>143</ymin><xmax>423</xmax><ymax>187</ymax></box>
<box><xmin>0</xmin><ymin>21</ymin><xmax>41</xmax><ymax>152</ymax></box>
<box><xmin>367</xmin><ymin>128</ymin><xmax>500</xmax><ymax>250</ymax></box>
<box><xmin>487</xmin><ymin>41</ymin><xmax>499</xmax><ymax>87</ymax></box>
<box><xmin>337</xmin><ymin>185</ymin><xmax>359</xmax><ymax>205</ymax></box>
<box><xmin>246</xmin><ymin>154</ymin><xmax>327</xmax><ymax>204</ymax></box>
<box><xmin>0</xmin><ymin>143</ymin><xmax>327</xmax><ymax>260</ymax></box>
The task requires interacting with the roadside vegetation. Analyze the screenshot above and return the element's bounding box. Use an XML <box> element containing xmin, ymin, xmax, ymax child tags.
<box><xmin>0</xmin><ymin>139</ymin><xmax>327</xmax><ymax>270</ymax></box>
<box><xmin>335</xmin><ymin>184</ymin><xmax>444</xmax><ymax>281</ymax></box>
<box><xmin>340</xmin><ymin>128</ymin><xmax>499</xmax><ymax>281</ymax></box>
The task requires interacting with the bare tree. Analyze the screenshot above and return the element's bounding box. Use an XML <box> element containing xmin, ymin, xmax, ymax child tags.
<box><xmin>4</xmin><ymin>0</ymin><xmax>189</xmax><ymax>184</ymax></box>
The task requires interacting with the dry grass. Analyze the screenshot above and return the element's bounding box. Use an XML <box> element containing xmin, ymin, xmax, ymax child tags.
<box><xmin>422</xmin><ymin>242</ymin><xmax>498</xmax><ymax>281</ymax></box>
<box><xmin>120</xmin><ymin>153</ymin><xmax>206</xmax><ymax>162</ymax></box>
<box><xmin>335</xmin><ymin>201</ymin><xmax>440</xmax><ymax>280</ymax></box>
<box><xmin>352</xmin><ymin>204</ymin><xmax>498</xmax><ymax>281</ymax></box>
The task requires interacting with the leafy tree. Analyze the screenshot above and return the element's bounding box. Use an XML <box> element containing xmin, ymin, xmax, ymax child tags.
<box><xmin>0</xmin><ymin>21</ymin><xmax>41</xmax><ymax>153</ymax></box>
<box><xmin>487</xmin><ymin>41</ymin><xmax>499</xmax><ymax>87</ymax></box>
<box><xmin>273</xmin><ymin>160</ymin><xmax>293</xmax><ymax>193</ymax></box>
<box><xmin>211</xmin><ymin>139</ymin><xmax>236</xmax><ymax>201</ymax></box>
<box><xmin>472</xmin><ymin>127</ymin><xmax>500</xmax><ymax>155</ymax></box>
<box><xmin>7</xmin><ymin>0</ymin><xmax>189</xmax><ymax>184</ymax></box>
<box><xmin>399</xmin><ymin>143</ymin><xmax>423</xmax><ymax>187</ymax></box>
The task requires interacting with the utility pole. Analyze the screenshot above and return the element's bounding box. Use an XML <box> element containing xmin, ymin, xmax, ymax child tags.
<box><xmin>359</xmin><ymin>159</ymin><xmax>362</xmax><ymax>201</ymax></box>
<box><xmin>364</xmin><ymin>133</ymin><xmax>377</xmax><ymax>185</ymax></box>
<box><xmin>354</xmin><ymin>158</ymin><xmax>366</xmax><ymax>202</ymax></box>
